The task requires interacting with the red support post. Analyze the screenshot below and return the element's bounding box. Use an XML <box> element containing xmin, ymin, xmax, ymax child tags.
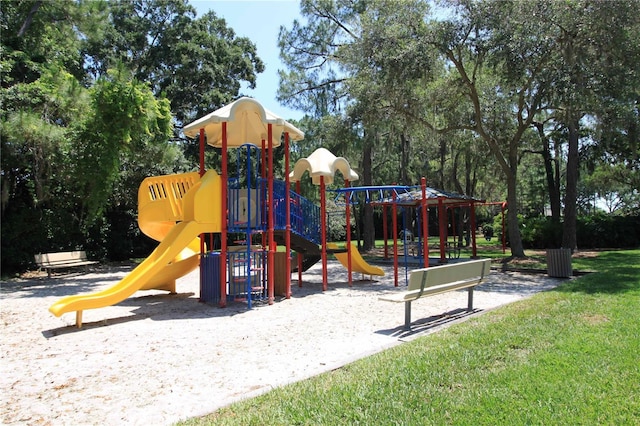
<box><xmin>261</xmin><ymin>139</ymin><xmax>267</xmax><ymax>249</ymax></box>
<box><xmin>320</xmin><ymin>175</ymin><xmax>328</xmax><ymax>291</ymax></box>
<box><xmin>392</xmin><ymin>192</ymin><xmax>398</xmax><ymax>287</ymax></box>
<box><xmin>267</xmin><ymin>124</ymin><xmax>275</xmax><ymax>304</ymax></box>
<box><xmin>383</xmin><ymin>205</ymin><xmax>388</xmax><ymax>259</ymax></box>
<box><xmin>284</xmin><ymin>132</ymin><xmax>291</xmax><ymax>298</ymax></box>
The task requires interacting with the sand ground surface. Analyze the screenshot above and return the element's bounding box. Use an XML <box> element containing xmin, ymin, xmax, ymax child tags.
<box><xmin>1</xmin><ymin>259</ymin><xmax>563</xmax><ymax>425</ymax></box>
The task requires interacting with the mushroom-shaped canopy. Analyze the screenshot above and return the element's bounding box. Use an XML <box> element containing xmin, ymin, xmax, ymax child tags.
<box><xmin>182</xmin><ymin>97</ymin><xmax>304</xmax><ymax>148</ymax></box>
<box><xmin>289</xmin><ymin>147</ymin><xmax>359</xmax><ymax>185</ymax></box>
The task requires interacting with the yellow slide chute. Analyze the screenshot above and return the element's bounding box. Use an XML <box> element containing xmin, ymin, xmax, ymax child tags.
<box><xmin>49</xmin><ymin>170</ymin><xmax>222</xmax><ymax>327</ymax></box>
<box><xmin>327</xmin><ymin>242</ymin><xmax>385</xmax><ymax>278</ymax></box>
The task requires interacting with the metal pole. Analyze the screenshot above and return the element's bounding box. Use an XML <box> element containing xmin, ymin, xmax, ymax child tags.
<box><xmin>421</xmin><ymin>177</ymin><xmax>429</xmax><ymax>268</ymax></box>
<box><xmin>267</xmin><ymin>124</ymin><xmax>275</xmax><ymax>304</ymax></box>
<box><xmin>296</xmin><ymin>180</ymin><xmax>303</xmax><ymax>287</ymax></box>
<box><xmin>284</xmin><ymin>132</ymin><xmax>291</xmax><ymax>298</ymax></box>
<box><xmin>392</xmin><ymin>192</ymin><xmax>398</xmax><ymax>287</ymax></box>
<box><xmin>320</xmin><ymin>175</ymin><xmax>328</xmax><ymax>291</ymax></box>
<box><xmin>345</xmin><ymin>179</ymin><xmax>352</xmax><ymax>286</ymax></box>
<box><xmin>220</xmin><ymin>122</ymin><xmax>228</xmax><ymax>307</ymax></box>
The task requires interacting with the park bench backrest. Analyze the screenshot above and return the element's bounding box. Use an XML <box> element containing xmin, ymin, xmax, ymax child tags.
<box><xmin>35</xmin><ymin>251</ymin><xmax>88</xmax><ymax>266</ymax></box>
<box><xmin>408</xmin><ymin>259</ymin><xmax>491</xmax><ymax>294</ymax></box>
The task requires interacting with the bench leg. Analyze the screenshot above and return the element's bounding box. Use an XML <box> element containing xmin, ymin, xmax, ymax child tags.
<box><xmin>467</xmin><ymin>287</ymin><xmax>474</xmax><ymax>311</ymax></box>
<box><xmin>404</xmin><ymin>301</ymin><xmax>412</xmax><ymax>330</ymax></box>
<box><xmin>76</xmin><ymin>311</ymin><xmax>83</xmax><ymax>328</ymax></box>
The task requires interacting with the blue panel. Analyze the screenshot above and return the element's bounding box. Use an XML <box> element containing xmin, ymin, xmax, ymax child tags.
<box><xmin>200</xmin><ymin>252</ymin><xmax>221</xmax><ymax>304</ymax></box>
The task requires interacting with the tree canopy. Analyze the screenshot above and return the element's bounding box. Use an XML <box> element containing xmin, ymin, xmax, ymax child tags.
<box><xmin>1</xmin><ymin>0</ymin><xmax>265</xmax><ymax>273</ymax></box>
<box><xmin>278</xmin><ymin>0</ymin><xmax>640</xmax><ymax>255</ymax></box>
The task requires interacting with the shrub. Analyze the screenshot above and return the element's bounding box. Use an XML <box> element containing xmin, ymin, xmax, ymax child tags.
<box><xmin>576</xmin><ymin>214</ymin><xmax>640</xmax><ymax>249</ymax></box>
<box><xmin>518</xmin><ymin>214</ymin><xmax>640</xmax><ymax>249</ymax></box>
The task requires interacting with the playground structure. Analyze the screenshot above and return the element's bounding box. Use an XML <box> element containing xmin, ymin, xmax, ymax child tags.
<box><xmin>327</xmin><ymin>182</ymin><xmax>497</xmax><ymax>288</ymax></box>
<box><xmin>48</xmin><ymin>97</ymin><xmax>499</xmax><ymax>327</ymax></box>
<box><xmin>48</xmin><ymin>98</ymin><xmax>382</xmax><ymax>325</ymax></box>
<box><xmin>49</xmin><ymin>169</ymin><xmax>222</xmax><ymax>327</ymax></box>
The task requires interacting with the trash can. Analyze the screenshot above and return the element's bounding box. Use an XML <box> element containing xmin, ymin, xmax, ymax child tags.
<box><xmin>546</xmin><ymin>248</ymin><xmax>572</xmax><ymax>278</ymax></box>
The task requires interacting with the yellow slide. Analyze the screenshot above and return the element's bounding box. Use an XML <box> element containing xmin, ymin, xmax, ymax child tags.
<box><xmin>49</xmin><ymin>170</ymin><xmax>222</xmax><ymax>327</ymax></box>
<box><xmin>327</xmin><ymin>242</ymin><xmax>385</xmax><ymax>277</ymax></box>
<box><xmin>135</xmin><ymin>172</ymin><xmax>202</xmax><ymax>292</ymax></box>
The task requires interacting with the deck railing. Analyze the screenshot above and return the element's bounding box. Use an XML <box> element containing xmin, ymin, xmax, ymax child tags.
<box><xmin>271</xmin><ymin>179</ymin><xmax>321</xmax><ymax>244</ymax></box>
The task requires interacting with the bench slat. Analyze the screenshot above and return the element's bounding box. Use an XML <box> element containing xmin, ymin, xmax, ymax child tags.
<box><xmin>35</xmin><ymin>251</ymin><xmax>88</xmax><ymax>264</ymax></box>
<box><xmin>407</xmin><ymin>259</ymin><xmax>491</xmax><ymax>291</ymax></box>
<box><xmin>379</xmin><ymin>278</ymin><xmax>482</xmax><ymax>303</ymax></box>
<box><xmin>42</xmin><ymin>261</ymin><xmax>98</xmax><ymax>269</ymax></box>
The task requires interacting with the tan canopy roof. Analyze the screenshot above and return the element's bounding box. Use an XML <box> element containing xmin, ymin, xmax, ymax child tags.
<box><xmin>289</xmin><ymin>147</ymin><xmax>359</xmax><ymax>185</ymax></box>
<box><xmin>182</xmin><ymin>97</ymin><xmax>305</xmax><ymax>148</ymax></box>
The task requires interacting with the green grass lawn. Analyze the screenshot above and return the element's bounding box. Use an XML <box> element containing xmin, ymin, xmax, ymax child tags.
<box><xmin>179</xmin><ymin>249</ymin><xmax>640</xmax><ymax>425</ymax></box>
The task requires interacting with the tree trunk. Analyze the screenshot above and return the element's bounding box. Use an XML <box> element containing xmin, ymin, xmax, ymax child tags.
<box><xmin>506</xmin><ymin>173</ymin><xmax>525</xmax><ymax>257</ymax></box>
<box><xmin>465</xmin><ymin>148</ymin><xmax>474</xmax><ymax>195</ymax></box>
<box><xmin>534</xmin><ymin>122</ymin><xmax>561</xmax><ymax>221</ymax></box>
<box><xmin>361</xmin><ymin>139</ymin><xmax>375</xmax><ymax>251</ymax></box>
<box><xmin>562</xmin><ymin>115</ymin><xmax>579</xmax><ymax>251</ymax></box>
<box><xmin>506</xmin><ymin>139</ymin><xmax>526</xmax><ymax>257</ymax></box>
<box><xmin>400</xmin><ymin>133</ymin><xmax>410</xmax><ymax>185</ymax></box>
<box><xmin>452</xmin><ymin>150</ymin><xmax>463</xmax><ymax>194</ymax></box>
<box><xmin>476</xmin><ymin>132</ymin><xmax>526</xmax><ymax>257</ymax></box>
<box><xmin>438</xmin><ymin>136</ymin><xmax>446</xmax><ymax>188</ymax></box>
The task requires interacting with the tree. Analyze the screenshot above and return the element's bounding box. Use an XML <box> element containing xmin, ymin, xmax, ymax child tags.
<box><xmin>383</xmin><ymin>0</ymin><xmax>561</xmax><ymax>257</ymax></box>
<box><xmin>516</xmin><ymin>0</ymin><xmax>640</xmax><ymax>249</ymax></box>
<box><xmin>84</xmin><ymin>0</ymin><xmax>265</xmax><ymax>125</ymax></box>
<box><xmin>1</xmin><ymin>0</ymin><xmax>110</xmax><ymax>271</ymax></box>
<box><xmin>531</xmin><ymin>118</ymin><xmax>563</xmax><ymax>221</ymax></box>
<box><xmin>70</xmin><ymin>66</ymin><xmax>174</xmax><ymax>222</ymax></box>
<box><xmin>1</xmin><ymin>0</ymin><xmax>273</xmax><ymax>274</ymax></box>
<box><xmin>279</xmin><ymin>0</ymin><xmax>639</xmax><ymax>256</ymax></box>
<box><xmin>419</xmin><ymin>0</ymin><xmax>639</xmax><ymax>254</ymax></box>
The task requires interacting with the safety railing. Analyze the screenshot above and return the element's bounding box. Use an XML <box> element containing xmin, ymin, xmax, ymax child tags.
<box><xmin>271</xmin><ymin>179</ymin><xmax>321</xmax><ymax>244</ymax></box>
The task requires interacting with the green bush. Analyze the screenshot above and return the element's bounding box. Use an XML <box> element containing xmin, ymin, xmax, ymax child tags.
<box><xmin>577</xmin><ymin>214</ymin><xmax>640</xmax><ymax>249</ymax></box>
<box><xmin>519</xmin><ymin>216</ymin><xmax>563</xmax><ymax>249</ymax></box>
<box><xmin>518</xmin><ymin>215</ymin><xmax>640</xmax><ymax>249</ymax></box>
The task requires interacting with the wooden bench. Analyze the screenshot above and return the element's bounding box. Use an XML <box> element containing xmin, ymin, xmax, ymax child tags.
<box><xmin>34</xmin><ymin>251</ymin><xmax>98</xmax><ymax>278</ymax></box>
<box><xmin>379</xmin><ymin>258</ymin><xmax>491</xmax><ymax>330</ymax></box>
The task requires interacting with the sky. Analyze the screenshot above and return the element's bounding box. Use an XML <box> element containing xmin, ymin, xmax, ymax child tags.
<box><xmin>192</xmin><ymin>1</ymin><xmax>304</xmax><ymax>120</ymax></box>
